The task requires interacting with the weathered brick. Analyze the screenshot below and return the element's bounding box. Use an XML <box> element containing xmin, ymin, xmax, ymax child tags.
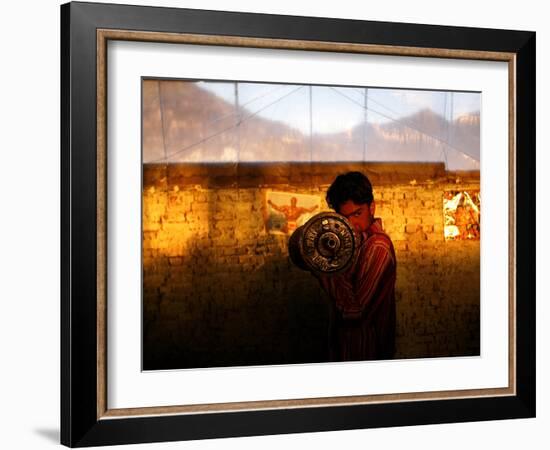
<box><xmin>406</xmin><ymin>217</ymin><xmax>422</xmax><ymax>226</ymax></box>
<box><xmin>405</xmin><ymin>224</ymin><xmax>421</xmax><ymax>234</ymax></box>
<box><xmin>142</xmin><ymin>164</ymin><xmax>481</xmax><ymax>366</ymax></box>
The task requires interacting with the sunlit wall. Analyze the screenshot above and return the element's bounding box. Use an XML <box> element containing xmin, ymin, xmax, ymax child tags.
<box><xmin>142</xmin><ymin>162</ymin><xmax>480</xmax><ymax>370</ymax></box>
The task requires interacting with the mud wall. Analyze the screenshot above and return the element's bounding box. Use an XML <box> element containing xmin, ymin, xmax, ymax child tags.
<box><xmin>142</xmin><ymin>162</ymin><xmax>480</xmax><ymax>369</ymax></box>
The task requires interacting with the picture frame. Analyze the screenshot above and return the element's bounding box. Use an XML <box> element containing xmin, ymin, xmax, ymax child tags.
<box><xmin>60</xmin><ymin>1</ymin><xmax>535</xmax><ymax>447</ymax></box>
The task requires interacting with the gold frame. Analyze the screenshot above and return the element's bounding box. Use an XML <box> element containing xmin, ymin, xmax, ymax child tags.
<box><xmin>96</xmin><ymin>29</ymin><xmax>516</xmax><ymax>420</ymax></box>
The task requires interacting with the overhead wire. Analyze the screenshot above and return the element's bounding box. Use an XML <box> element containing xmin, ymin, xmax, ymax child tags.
<box><xmin>150</xmin><ymin>82</ymin><xmax>480</xmax><ymax>167</ymax></box>
<box><xmin>148</xmin><ymin>85</ymin><xmax>305</xmax><ymax>163</ymax></box>
<box><xmin>351</xmin><ymin>87</ymin><xmax>479</xmax><ymax>163</ymax></box>
<box><xmin>336</xmin><ymin>87</ymin><xmax>479</xmax><ymax>163</ymax></box>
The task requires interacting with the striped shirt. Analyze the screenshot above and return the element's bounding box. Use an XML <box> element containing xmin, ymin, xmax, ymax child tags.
<box><xmin>318</xmin><ymin>218</ymin><xmax>397</xmax><ymax>361</ymax></box>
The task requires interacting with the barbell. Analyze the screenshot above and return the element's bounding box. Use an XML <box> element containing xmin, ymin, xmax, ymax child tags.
<box><xmin>288</xmin><ymin>212</ymin><xmax>358</xmax><ymax>275</ymax></box>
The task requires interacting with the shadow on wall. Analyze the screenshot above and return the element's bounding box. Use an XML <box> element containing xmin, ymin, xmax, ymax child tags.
<box><xmin>394</xmin><ymin>240</ymin><xmax>480</xmax><ymax>359</ymax></box>
<box><xmin>142</xmin><ymin>188</ymin><xmax>330</xmax><ymax>371</ymax></box>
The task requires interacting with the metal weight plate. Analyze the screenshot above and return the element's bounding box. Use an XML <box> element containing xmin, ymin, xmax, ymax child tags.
<box><xmin>288</xmin><ymin>212</ymin><xmax>357</xmax><ymax>275</ymax></box>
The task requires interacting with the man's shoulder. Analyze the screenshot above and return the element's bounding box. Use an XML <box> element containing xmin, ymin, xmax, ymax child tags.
<box><xmin>365</xmin><ymin>231</ymin><xmax>394</xmax><ymax>251</ymax></box>
<box><xmin>357</xmin><ymin>232</ymin><xmax>396</xmax><ymax>270</ymax></box>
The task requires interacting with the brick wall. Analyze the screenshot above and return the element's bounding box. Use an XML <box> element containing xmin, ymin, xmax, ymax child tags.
<box><xmin>142</xmin><ymin>162</ymin><xmax>480</xmax><ymax>370</ymax></box>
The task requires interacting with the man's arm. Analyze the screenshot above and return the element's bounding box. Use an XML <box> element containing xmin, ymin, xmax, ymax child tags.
<box><xmin>267</xmin><ymin>199</ymin><xmax>285</xmax><ymax>213</ymax></box>
<box><xmin>305</xmin><ymin>205</ymin><xmax>319</xmax><ymax>213</ymax></box>
<box><xmin>317</xmin><ymin>236</ymin><xmax>395</xmax><ymax>320</ymax></box>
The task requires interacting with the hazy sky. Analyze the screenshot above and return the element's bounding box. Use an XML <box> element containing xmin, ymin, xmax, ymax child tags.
<box><xmin>143</xmin><ymin>80</ymin><xmax>481</xmax><ymax>169</ymax></box>
<box><xmin>198</xmin><ymin>81</ymin><xmax>480</xmax><ymax>135</ymax></box>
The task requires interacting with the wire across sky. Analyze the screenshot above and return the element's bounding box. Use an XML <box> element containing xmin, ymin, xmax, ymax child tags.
<box><xmin>143</xmin><ymin>80</ymin><xmax>481</xmax><ymax>170</ymax></box>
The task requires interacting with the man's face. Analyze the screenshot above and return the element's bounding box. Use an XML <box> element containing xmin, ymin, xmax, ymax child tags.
<box><xmin>338</xmin><ymin>200</ymin><xmax>375</xmax><ymax>234</ymax></box>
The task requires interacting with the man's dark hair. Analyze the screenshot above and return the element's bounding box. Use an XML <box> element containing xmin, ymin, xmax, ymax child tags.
<box><xmin>326</xmin><ymin>171</ymin><xmax>374</xmax><ymax>212</ymax></box>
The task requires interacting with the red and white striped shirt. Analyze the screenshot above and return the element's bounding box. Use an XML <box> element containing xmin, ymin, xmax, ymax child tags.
<box><xmin>318</xmin><ymin>218</ymin><xmax>396</xmax><ymax>361</ymax></box>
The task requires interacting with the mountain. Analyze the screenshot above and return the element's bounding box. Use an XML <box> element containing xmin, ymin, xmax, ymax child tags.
<box><xmin>143</xmin><ymin>81</ymin><xmax>480</xmax><ymax>170</ymax></box>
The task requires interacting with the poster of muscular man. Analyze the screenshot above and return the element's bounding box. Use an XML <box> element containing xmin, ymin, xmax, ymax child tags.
<box><xmin>265</xmin><ymin>191</ymin><xmax>320</xmax><ymax>235</ymax></box>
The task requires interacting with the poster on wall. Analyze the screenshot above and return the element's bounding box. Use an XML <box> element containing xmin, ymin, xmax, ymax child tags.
<box><xmin>265</xmin><ymin>191</ymin><xmax>320</xmax><ymax>235</ymax></box>
<box><xmin>444</xmin><ymin>190</ymin><xmax>481</xmax><ymax>240</ymax></box>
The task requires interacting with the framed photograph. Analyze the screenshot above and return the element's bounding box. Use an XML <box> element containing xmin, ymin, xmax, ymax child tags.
<box><xmin>61</xmin><ymin>1</ymin><xmax>535</xmax><ymax>447</ymax></box>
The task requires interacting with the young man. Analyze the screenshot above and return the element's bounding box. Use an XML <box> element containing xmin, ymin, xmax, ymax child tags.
<box><xmin>316</xmin><ymin>171</ymin><xmax>397</xmax><ymax>361</ymax></box>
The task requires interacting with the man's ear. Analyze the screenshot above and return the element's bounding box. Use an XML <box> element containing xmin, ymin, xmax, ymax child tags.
<box><xmin>369</xmin><ymin>201</ymin><xmax>376</xmax><ymax>216</ymax></box>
